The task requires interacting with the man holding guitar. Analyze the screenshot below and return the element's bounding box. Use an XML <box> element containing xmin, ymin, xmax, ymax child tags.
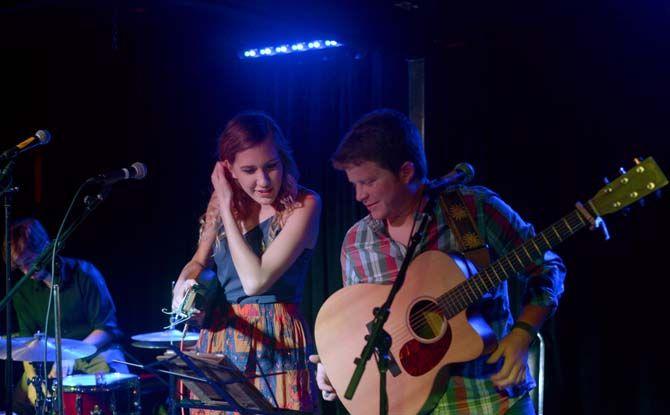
<box><xmin>311</xmin><ymin>109</ymin><xmax>566</xmax><ymax>414</ymax></box>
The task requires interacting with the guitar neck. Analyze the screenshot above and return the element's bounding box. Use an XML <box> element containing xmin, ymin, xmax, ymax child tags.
<box><xmin>438</xmin><ymin>208</ymin><xmax>587</xmax><ymax>318</ymax></box>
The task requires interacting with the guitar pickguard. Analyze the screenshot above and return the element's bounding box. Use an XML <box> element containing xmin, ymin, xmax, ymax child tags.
<box><xmin>400</xmin><ymin>324</ymin><xmax>452</xmax><ymax>376</ymax></box>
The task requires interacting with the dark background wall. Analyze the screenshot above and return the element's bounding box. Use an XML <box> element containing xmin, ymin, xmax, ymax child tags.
<box><xmin>1</xmin><ymin>1</ymin><xmax>669</xmax><ymax>414</ymax></box>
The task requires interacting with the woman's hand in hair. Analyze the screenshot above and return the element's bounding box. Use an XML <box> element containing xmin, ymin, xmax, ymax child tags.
<box><xmin>211</xmin><ymin>161</ymin><xmax>234</xmax><ymax>211</ymax></box>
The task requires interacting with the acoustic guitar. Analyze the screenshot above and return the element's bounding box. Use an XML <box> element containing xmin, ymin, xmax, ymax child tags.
<box><xmin>315</xmin><ymin>157</ymin><xmax>667</xmax><ymax>414</ymax></box>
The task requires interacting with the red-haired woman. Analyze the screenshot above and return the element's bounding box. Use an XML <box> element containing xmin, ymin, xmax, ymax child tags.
<box><xmin>172</xmin><ymin>112</ymin><xmax>320</xmax><ymax>413</ymax></box>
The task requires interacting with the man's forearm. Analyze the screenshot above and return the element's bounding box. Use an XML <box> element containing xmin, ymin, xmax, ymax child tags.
<box><xmin>83</xmin><ymin>329</ymin><xmax>113</xmax><ymax>350</ymax></box>
<box><xmin>517</xmin><ymin>304</ymin><xmax>552</xmax><ymax>327</ymax></box>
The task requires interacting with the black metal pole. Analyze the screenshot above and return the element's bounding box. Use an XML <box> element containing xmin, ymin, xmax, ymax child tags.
<box><xmin>54</xmin><ymin>283</ymin><xmax>63</xmax><ymax>415</ymax></box>
<box><xmin>3</xmin><ymin>160</ymin><xmax>16</xmax><ymax>414</ymax></box>
<box><xmin>169</xmin><ymin>370</ymin><xmax>177</xmax><ymax>415</ymax></box>
<box><xmin>168</xmin><ymin>294</ymin><xmax>178</xmax><ymax>415</ymax></box>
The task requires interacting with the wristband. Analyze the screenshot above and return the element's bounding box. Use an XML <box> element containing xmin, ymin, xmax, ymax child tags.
<box><xmin>512</xmin><ymin>321</ymin><xmax>538</xmax><ymax>339</ymax></box>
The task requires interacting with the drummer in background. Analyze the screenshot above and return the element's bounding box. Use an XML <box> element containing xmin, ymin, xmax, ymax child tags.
<box><xmin>6</xmin><ymin>218</ymin><xmax>128</xmax><ymax>413</ymax></box>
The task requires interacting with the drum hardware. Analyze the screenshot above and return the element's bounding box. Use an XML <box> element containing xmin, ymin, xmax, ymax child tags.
<box><xmin>0</xmin><ymin>333</ymin><xmax>143</xmax><ymax>415</ymax></box>
<box><xmin>61</xmin><ymin>373</ymin><xmax>141</xmax><ymax>415</ymax></box>
<box><xmin>130</xmin><ymin>329</ymin><xmax>199</xmax><ymax>350</ymax></box>
<box><xmin>0</xmin><ymin>332</ymin><xmax>96</xmax><ymax>362</ymax></box>
<box><xmin>26</xmin><ymin>369</ymin><xmax>53</xmax><ymax>415</ymax></box>
<box><xmin>17</xmin><ymin>371</ymin><xmax>140</xmax><ymax>415</ymax></box>
<box><xmin>0</xmin><ymin>333</ymin><xmax>96</xmax><ymax>414</ymax></box>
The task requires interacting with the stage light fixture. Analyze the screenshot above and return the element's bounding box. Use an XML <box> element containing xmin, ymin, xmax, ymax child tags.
<box><xmin>241</xmin><ymin>39</ymin><xmax>342</xmax><ymax>59</ymax></box>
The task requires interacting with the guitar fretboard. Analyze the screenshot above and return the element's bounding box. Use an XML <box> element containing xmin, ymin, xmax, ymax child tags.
<box><xmin>438</xmin><ymin>209</ymin><xmax>587</xmax><ymax>318</ymax></box>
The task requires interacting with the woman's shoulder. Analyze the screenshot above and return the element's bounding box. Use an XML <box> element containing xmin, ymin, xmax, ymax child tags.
<box><xmin>279</xmin><ymin>187</ymin><xmax>320</xmax><ymax>227</ymax></box>
<box><xmin>296</xmin><ymin>187</ymin><xmax>322</xmax><ymax>208</ymax></box>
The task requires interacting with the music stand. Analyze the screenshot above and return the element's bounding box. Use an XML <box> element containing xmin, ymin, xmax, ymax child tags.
<box><xmin>149</xmin><ymin>346</ymin><xmax>311</xmax><ymax>415</ymax></box>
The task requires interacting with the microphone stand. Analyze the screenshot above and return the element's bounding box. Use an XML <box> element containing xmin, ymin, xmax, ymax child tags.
<box><xmin>344</xmin><ymin>187</ymin><xmax>442</xmax><ymax>414</ymax></box>
<box><xmin>53</xmin><ymin>284</ymin><xmax>63</xmax><ymax>415</ymax></box>
<box><xmin>2</xmin><ymin>159</ymin><xmax>16</xmax><ymax>415</ymax></box>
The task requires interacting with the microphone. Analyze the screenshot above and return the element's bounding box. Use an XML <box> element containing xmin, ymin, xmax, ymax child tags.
<box><xmin>426</xmin><ymin>162</ymin><xmax>475</xmax><ymax>194</ymax></box>
<box><xmin>0</xmin><ymin>130</ymin><xmax>52</xmax><ymax>162</ymax></box>
<box><xmin>86</xmin><ymin>162</ymin><xmax>148</xmax><ymax>186</ymax></box>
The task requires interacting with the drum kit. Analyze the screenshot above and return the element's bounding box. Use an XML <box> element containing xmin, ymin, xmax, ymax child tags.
<box><xmin>0</xmin><ymin>284</ymin><xmax>307</xmax><ymax>414</ymax></box>
<box><xmin>0</xmin><ymin>329</ymin><xmax>198</xmax><ymax>415</ymax></box>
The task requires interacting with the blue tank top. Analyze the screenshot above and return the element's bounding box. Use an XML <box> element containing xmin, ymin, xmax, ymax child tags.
<box><xmin>213</xmin><ymin>217</ymin><xmax>313</xmax><ymax>304</ymax></box>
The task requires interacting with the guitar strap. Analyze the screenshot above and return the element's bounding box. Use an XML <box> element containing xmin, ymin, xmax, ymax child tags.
<box><xmin>439</xmin><ymin>189</ymin><xmax>491</xmax><ymax>270</ymax></box>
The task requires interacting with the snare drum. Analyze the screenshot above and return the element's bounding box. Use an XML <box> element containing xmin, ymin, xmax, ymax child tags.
<box><xmin>61</xmin><ymin>373</ymin><xmax>141</xmax><ymax>415</ymax></box>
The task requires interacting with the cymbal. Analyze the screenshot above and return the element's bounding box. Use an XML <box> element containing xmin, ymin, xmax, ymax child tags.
<box><xmin>131</xmin><ymin>329</ymin><xmax>199</xmax><ymax>348</ymax></box>
<box><xmin>0</xmin><ymin>335</ymin><xmax>97</xmax><ymax>362</ymax></box>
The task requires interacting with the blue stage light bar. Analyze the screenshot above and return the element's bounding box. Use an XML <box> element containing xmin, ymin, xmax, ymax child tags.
<box><xmin>241</xmin><ymin>39</ymin><xmax>342</xmax><ymax>59</ymax></box>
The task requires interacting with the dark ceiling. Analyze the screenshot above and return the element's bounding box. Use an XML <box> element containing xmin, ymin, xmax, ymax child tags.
<box><xmin>0</xmin><ymin>0</ymin><xmax>561</xmax><ymax>60</ymax></box>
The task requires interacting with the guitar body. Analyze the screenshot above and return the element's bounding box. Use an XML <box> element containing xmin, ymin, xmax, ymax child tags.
<box><xmin>315</xmin><ymin>251</ymin><xmax>498</xmax><ymax>415</ymax></box>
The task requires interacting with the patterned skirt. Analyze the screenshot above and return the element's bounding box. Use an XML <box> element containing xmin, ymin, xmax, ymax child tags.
<box><xmin>190</xmin><ymin>302</ymin><xmax>319</xmax><ymax>414</ymax></box>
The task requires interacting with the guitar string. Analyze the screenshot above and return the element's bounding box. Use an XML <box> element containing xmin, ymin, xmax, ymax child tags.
<box><xmin>384</xmin><ymin>211</ymin><xmax>585</xmax><ymax>342</ymax></box>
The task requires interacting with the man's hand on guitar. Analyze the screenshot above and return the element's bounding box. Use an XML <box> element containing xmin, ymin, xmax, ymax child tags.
<box><xmin>486</xmin><ymin>328</ymin><xmax>533</xmax><ymax>389</ymax></box>
<box><xmin>309</xmin><ymin>354</ymin><xmax>338</xmax><ymax>401</ymax></box>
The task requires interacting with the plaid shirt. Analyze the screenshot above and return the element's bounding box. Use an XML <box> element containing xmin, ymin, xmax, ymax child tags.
<box><xmin>341</xmin><ymin>185</ymin><xmax>566</xmax><ymax>414</ymax></box>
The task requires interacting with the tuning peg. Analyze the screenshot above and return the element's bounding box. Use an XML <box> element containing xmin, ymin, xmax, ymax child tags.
<box><xmin>655</xmin><ymin>190</ymin><xmax>663</xmax><ymax>200</ymax></box>
<box><xmin>638</xmin><ymin>197</ymin><xmax>646</xmax><ymax>208</ymax></box>
<box><xmin>619</xmin><ymin>167</ymin><xmax>626</xmax><ymax>175</ymax></box>
<box><xmin>603</xmin><ymin>177</ymin><xmax>610</xmax><ymax>185</ymax></box>
<box><xmin>634</xmin><ymin>157</ymin><xmax>644</xmax><ymax>165</ymax></box>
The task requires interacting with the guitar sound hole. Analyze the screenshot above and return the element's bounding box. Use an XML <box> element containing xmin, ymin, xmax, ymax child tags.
<box><xmin>409</xmin><ymin>299</ymin><xmax>446</xmax><ymax>343</ymax></box>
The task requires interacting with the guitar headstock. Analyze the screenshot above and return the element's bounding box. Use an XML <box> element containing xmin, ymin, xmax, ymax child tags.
<box><xmin>588</xmin><ymin>157</ymin><xmax>668</xmax><ymax>217</ymax></box>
